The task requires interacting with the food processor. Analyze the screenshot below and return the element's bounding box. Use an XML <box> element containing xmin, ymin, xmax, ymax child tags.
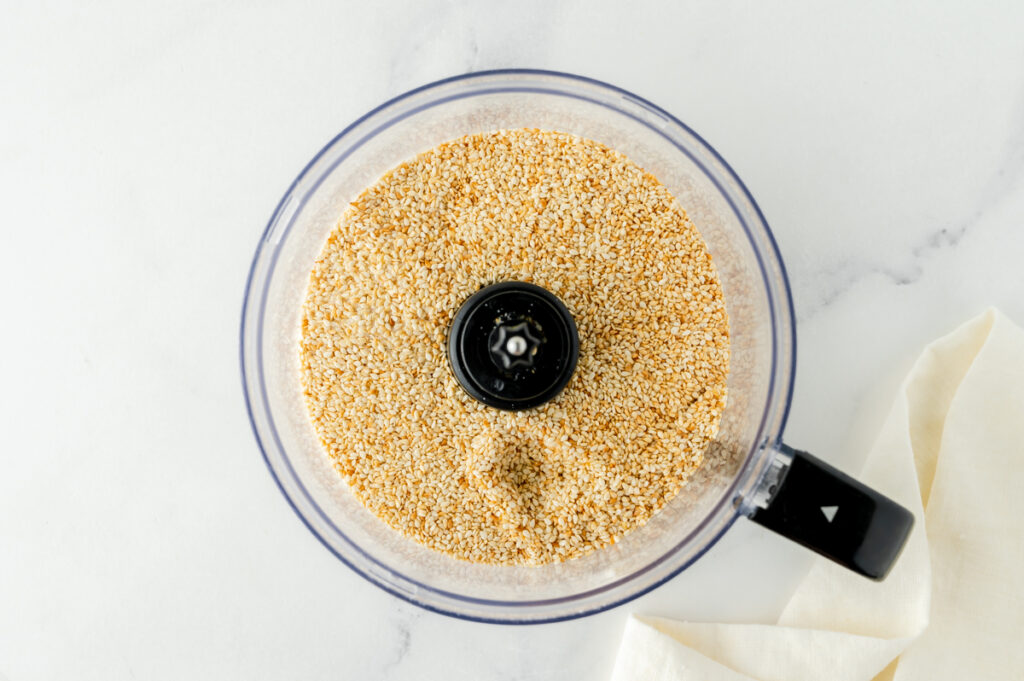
<box><xmin>240</xmin><ymin>69</ymin><xmax>913</xmax><ymax>623</ymax></box>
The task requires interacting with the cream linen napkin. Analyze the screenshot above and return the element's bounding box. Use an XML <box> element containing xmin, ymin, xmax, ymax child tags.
<box><xmin>610</xmin><ymin>308</ymin><xmax>1024</xmax><ymax>681</ymax></box>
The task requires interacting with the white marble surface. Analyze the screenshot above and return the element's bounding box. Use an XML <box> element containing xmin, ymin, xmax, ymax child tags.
<box><xmin>3</xmin><ymin>1</ymin><xmax>1024</xmax><ymax>679</ymax></box>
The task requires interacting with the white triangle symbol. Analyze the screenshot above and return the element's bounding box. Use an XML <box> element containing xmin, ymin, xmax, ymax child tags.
<box><xmin>821</xmin><ymin>505</ymin><xmax>839</xmax><ymax>523</ymax></box>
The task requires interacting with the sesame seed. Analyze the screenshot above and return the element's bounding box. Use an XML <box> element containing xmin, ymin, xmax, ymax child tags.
<box><xmin>300</xmin><ymin>129</ymin><xmax>729</xmax><ymax>566</ymax></box>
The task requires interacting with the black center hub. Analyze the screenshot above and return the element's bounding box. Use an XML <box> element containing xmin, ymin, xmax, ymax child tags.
<box><xmin>447</xmin><ymin>281</ymin><xmax>579</xmax><ymax>411</ymax></box>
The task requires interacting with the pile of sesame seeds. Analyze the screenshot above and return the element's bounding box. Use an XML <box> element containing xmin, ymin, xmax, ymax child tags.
<box><xmin>300</xmin><ymin>129</ymin><xmax>729</xmax><ymax>565</ymax></box>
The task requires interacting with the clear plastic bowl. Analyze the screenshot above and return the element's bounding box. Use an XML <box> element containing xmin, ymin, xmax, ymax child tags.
<box><xmin>241</xmin><ymin>70</ymin><xmax>796</xmax><ymax>623</ymax></box>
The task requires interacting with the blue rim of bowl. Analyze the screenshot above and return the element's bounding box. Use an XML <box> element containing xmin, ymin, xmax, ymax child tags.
<box><xmin>240</xmin><ymin>69</ymin><xmax>797</xmax><ymax>624</ymax></box>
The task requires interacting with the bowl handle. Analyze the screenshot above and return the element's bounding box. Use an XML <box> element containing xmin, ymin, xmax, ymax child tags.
<box><xmin>746</xmin><ymin>444</ymin><xmax>914</xmax><ymax>580</ymax></box>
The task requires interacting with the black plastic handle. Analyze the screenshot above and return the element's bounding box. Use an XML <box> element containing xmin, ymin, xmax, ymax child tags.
<box><xmin>749</xmin><ymin>445</ymin><xmax>914</xmax><ymax>580</ymax></box>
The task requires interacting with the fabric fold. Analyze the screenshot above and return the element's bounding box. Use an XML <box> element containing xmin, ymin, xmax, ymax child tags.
<box><xmin>611</xmin><ymin>309</ymin><xmax>1024</xmax><ymax>681</ymax></box>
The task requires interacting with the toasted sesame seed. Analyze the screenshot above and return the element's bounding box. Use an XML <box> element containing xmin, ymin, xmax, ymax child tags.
<box><xmin>300</xmin><ymin>129</ymin><xmax>729</xmax><ymax>565</ymax></box>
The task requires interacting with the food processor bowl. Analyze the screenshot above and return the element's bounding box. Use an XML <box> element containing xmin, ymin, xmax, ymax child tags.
<box><xmin>241</xmin><ymin>70</ymin><xmax>910</xmax><ymax>623</ymax></box>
